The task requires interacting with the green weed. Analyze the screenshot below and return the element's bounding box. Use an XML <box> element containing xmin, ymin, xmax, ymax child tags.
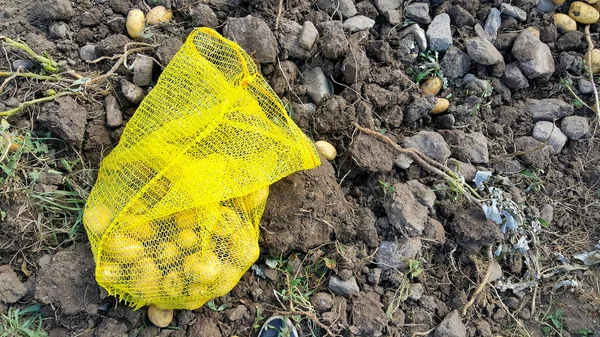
<box><xmin>519</xmin><ymin>168</ymin><xmax>545</xmax><ymax>193</ymax></box>
<box><xmin>542</xmin><ymin>309</ymin><xmax>565</xmax><ymax>336</ymax></box>
<box><xmin>206</xmin><ymin>300</ymin><xmax>227</xmax><ymax>312</ymax></box>
<box><xmin>378</xmin><ymin>180</ymin><xmax>396</xmax><ymax>194</ymax></box>
<box><xmin>0</xmin><ymin>304</ymin><xmax>47</xmax><ymax>337</ymax></box>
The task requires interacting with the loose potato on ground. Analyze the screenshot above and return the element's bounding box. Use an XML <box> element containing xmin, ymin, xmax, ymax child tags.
<box><xmin>148</xmin><ymin>304</ymin><xmax>173</xmax><ymax>328</ymax></box>
<box><xmin>126</xmin><ymin>9</ymin><xmax>145</xmax><ymax>39</ymax></box>
<box><xmin>569</xmin><ymin>1</ymin><xmax>600</xmax><ymax>24</ymax></box>
<box><xmin>554</xmin><ymin>13</ymin><xmax>578</xmax><ymax>33</ymax></box>
<box><xmin>420</xmin><ymin>76</ymin><xmax>443</xmax><ymax>96</ymax></box>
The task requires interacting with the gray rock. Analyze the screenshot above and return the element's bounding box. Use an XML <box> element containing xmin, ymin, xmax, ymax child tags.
<box><xmin>96</xmin><ymin>34</ymin><xmax>130</xmax><ymax>56</ymax></box>
<box><xmin>349</xmin><ymin>133</ymin><xmax>394</xmax><ymax>172</ymax></box>
<box><xmin>343</xmin><ymin>15</ymin><xmax>375</xmax><ymax>32</ymax></box>
<box><xmin>503</xmin><ymin>63</ymin><xmax>529</xmax><ymax>90</ymax></box>
<box><xmin>0</xmin><ymin>265</ymin><xmax>27</xmax><ymax>304</ymax></box>
<box><xmin>94</xmin><ymin>318</ymin><xmax>127</xmax><ymax>337</ymax></box>
<box><xmin>278</xmin><ymin>19</ymin><xmax>311</xmax><ymax>60</ymax></box>
<box><xmin>540</xmin><ymin>204</ymin><xmax>554</xmax><ymax>225</ymax></box>
<box><xmin>368</xmin><ymin>268</ymin><xmax>382</xmax><ymax>285</ymax></box>
<box><xmin>559</xmin><ymin>51</ymin><xmax>584</xmax><ymax>72</ymax></box>
<box><xmin>514</xmin><ymin>136</ymin><xmax>554</xmax><ymax>168</ymax></box>
<box><xmin>272</xmin><ymin>60</ymin><xmax>298</xmax><ymax>96</ymax></box>
<box><xmin>532</xmin><ymin>121</ymin><xmax>567</xmax><ymax>153</ymax></box>
<box><xmin>404</xmin><ymin>96</ymin><xmax>436</xmax><ymax>125</ymax></box>
<box><xmin>527</xmin><ymin>98</ymin><xmax>574</xmax><ymax>121</ymax></box>
<box><xmin>38</xmin><ymin>96</ymin><xmax>87</xmax><ymax>147</ymax></box>
<box><xmin>120</xmin><ymin>79</ymin><xmax>145</xmax><ymax>104</ymax></box>
<box><xmin>561</xmin><ymin>116</ymin><xmax>590</xmax><ymax>140</ymax></box>
<box><xmin>299</xmin><ymin>21</ymin><xmax>318</xmax><ymax>50</ymax></box>
<box><xmin>49</xmin><ymin>21</ymin><xmax>69</xmax><ymax>39</ymax></box>
<box><xmin>440</xmin><ymin>130</ymin><xmax>490</xmax><ymax>164</ymax></box>
<box><xmin>537</xmin><ymin>0</ymin><xmax>557</xmax><ymax>13</ymax></box>
<box><xmin>447</xmin><ymin>5</ymin><xmax>475</xmax><ymax>28</ymax></box>
<box><xmin>105</xmin><ymin>95</ymin><xmax>122</xmax><ymax>128</ymax></box>
<box><xmin>317</xmin><ymin>21</ymin><xmax>349</xmax><ymax>59</ymax></box>
<box><xmin>227</xmin><ymin>305</ymin><xmax>248</xmax><ymax>321</ymax></box>
<box><xmin>405</xmin><ymin>2</ymin><xmax>431</xmax><ymax>24</ymax></box>
<box><xmin>484</xmin><ymin>8</ymin><xmax>501</xmax><ymax>43</ymax></box>
<box><xmin>302</xmin><ymin>67</ymin><xmax>331</xmax><ymax>104</ymax></box>
<box><xmin>317</xmin><ymin>0</ymin><xmax>357</xmax><ymax>19</ymax></box>
<box><xmin>512</xmin><ymin>30</ymin><xmax>555</xmax><ymax>80</ymax></box>
<box><xmin>12</xmin><ymin>59</ymin><xmax>35</xmax><ymax>70</ymax></box>
<box><xmin>373</xmin><ymin>0</ymin><xmax>401</xmax><ymax>13</ymax></box>
<box><xmin>403</xmin><ymin>131</ymin><xmax>451</xmax><ymax>163</ymax></box>
<box><xmin>79</xmin><ymin>45</ymin><xmax>97</xmax><ymax>61</ymax></box>
<box><xmin>224</xmin><ymin>15</ymin><xmax>279</xmax><ymax>63</ymax></box>
<box><xmin>463</xmin><ymin>74</ymin><xmax>491</xmax><ymax>94</ymax></box>
<box><xmin>501</xmin><ymin>4</ymin><xmax>527</xmax><ymax>21</ymax></box>
<box><xmin>394</xmin><ymin>153</ymin><xmax>414</xmax><ymax>169</ymax></box>
<box><xmin>426</xmin><ymin>14</ymin><xmax>452</xmax><ymax>51</ymax></box>
<box><xmin>191</xmin><ymin>4</ymin><xmax>217</xmax><ymax>28</ymax></box>
<box><xmin>384</xmin><ymin>183</ymin><xmax>429</xmax><ymax>236</ymax></box>
<box><xmin>406</xmin><ymin>180</ymin><xmax>436</xmax><ymax>210</ymax></box>
<box><xmin>424</xmin><ymin>217</ymin><xmax>446</xmax><ymax>245</ymax></box>
<box><xmin>155</xmin><ymin>37</ymin><xmax>182</xmax><ymax>65</ymax></box>
<box><xmin>578</xmin><ymin>79</ymin><xmax>595</xmax><ymax>95</ymax></box>
<box><xmin>32</xmin><ymin>0</ymin><xmax>75</xmax><ymax>21</ymax></box>
<box><xmin>403</xmin><ymin>24</ymin><xmax>427</xmax><ymax>51</ymax></box>
<box><xmin>350</xmin><ymin>292</ymin><xmax>388</xmax><ymax>337</ymax></box>
<box><xmin>441</xmin><ymin>46</ymin><xmax>471</xmax><ymax>80</ymax></box>
<box><xmin>434</xmin><ymin>310</ymin><xmax>466</xmax><ymax>337</ymax></box>
<box><xmin>133</xmin><ymin>54</ymin><xmax>153</xmax><ymax>86</ymax></box>
<box><xmin>375</xmin><ymin>239</ymin><xmax>422</xmax><ymax>270</ymax></box>
<box><xmin>311</xmin><ymin>292</ymin><xmax>334</xmax><ymax>313</ymax></box>
<box><xmin>383</xmin><ymin>10</ymin><xmax>402</xmax><ymax>25</ymax></box>
<box><xmin>556</xmin><ymin>31</ymin><xmax>584</xmax><ymax>52</ymax></box>
<box><xmin>408</xmin><ymin>283</ymin><xmax>424</xmax><ymax>301</ymax></box>
<box><xmin>328</xmin><ymin>276</ymin><xmax>360</xmax><ymax>297</ymax></box>
<box><xmin>465</xmin><ymin>37</ymin><xmax>504</xmax><ymax>65</ymax></box>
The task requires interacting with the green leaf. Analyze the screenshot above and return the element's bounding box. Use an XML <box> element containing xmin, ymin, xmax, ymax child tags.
<box><xmin>1</xmin><ymin>118</ymin><xmax>10</xmax><ymax>131</ymax></box>
<box><xmin>265</xmin><ymin>257</ymin><xmax>279</xmax><ymax>269</ymax></box>
<box><xmin>71</xmin><ymin>77</ymin><xmax>91</xmax><ymax>86</ymax></box>
<box><xmin>323</xmin><ymin>257</ymin><xmax>336</xmax><ymax>270</ymax></box>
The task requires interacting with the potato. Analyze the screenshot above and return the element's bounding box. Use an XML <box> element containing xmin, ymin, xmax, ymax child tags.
<box><xmin>587</xmin><ymin>0</ymin><xmax>599</xmax><ymax>4</ymax></box>
<box><xmin>420</xmin><ymin>76</ymin><xmax>443</xmax><ymax>96</ymax></box>
<box><xmin>553</xmin><ymin>0</ymin><xmax>566</xmax><ymax>4</ymax></box>
<box><xmin>146</xmin><ymin>6</ymin><xmax>173</xmax><ymax>25</ymax></box>
<box><xmin>177</xmin><ymin>229</ymin><xmax>199</xmax><ymax>250</ymax></box>
<box><xmin>183</xmin><ymin>251</ymin><xmax>222</xmax><ymax>284</ymax></box>
<box><xmin>569</xmin><ymin>1</ymin><xmax>600</xmax><ymax>24</ymax></box>
<box><xmin>187</xmin><ymin>283</ymin><xmax>209</xmax><ymax>304</ymax></box>
<box><xmin>97</xmin><ymin>262</ymin><xmax>122</xmax><ymax>286</ymax></box>
<box><xmin>228</xmin><ymin>233</ymin><xmax>260</xmax><ymax>267</ymax></box>
<box><xmin>241</xmin><ymin>187</ymin><xmax>269</xmax><ymax>215</ymax></box>
<box><xmin>103</xmin><ymin>234</ymin><xmax>145</xmax><ymax>262</ymax></box>
<box><xmin>83</xmin><ymin>204</ymin><xmax>113</xmax><ymax>236</ymax></box>
<box><xmin>554</xmin><ymin>13</ymin><xmax>578</xmax><ymax>33</ymax></box>
<box><xmin>585</xmin><ymin>48</ymin><xmax>600</xmax><ymax>73</ymax></box>
<box><xmin>130</xmin><ymin>257</ymin><xmax>162</xmax><ymax>299</ymax></box>
<box><xmin>175</xmin><ymin>209</ymin><xmax>197</xmax><ymax>230</ymax></box>
<box><xmin>211</xmin><ymin>263</ymin><xmax>244</xmax><ymax>297</ymax></box>
<box><xmin>126</xmin><ymin>9</ymin><xmax>145</xmax><ymax>39</ymax></box>
<box><xmin>430</xmin><ymin>98</ymin><xmax>449</xmax><ymax>114</ymax></box>
<box><xmin>314</xmin><ymin>140</ymin><xmax>337</xmax><ymax>161</ymax></box>
<box><xmin>212</xmin><ymin>206</ymin><xmax>242</xmax><ymax>237</ymax></box>
<box><xmin>157</xmin><ymin>242</ymin><xmax>180</xmax><ymax>266</ymax></box>
<box><xmin>162</xmin><ymin>271</ymin><xmax>185</xmax><ymax>298</ymax></box>
<box><xmin>148</xmin><ymin>304</ymin><xmax>173</xmax><ymax>328</ymax></box>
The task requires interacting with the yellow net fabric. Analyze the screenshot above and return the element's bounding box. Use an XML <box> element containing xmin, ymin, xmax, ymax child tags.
<box><xmin>83</xmin><ymin>28</ymin><xmax>320</xmax><ymax>310</ymax></box>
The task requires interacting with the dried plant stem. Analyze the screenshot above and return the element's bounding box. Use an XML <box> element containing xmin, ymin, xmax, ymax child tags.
<box><xmin>0</xmin><ymin>92</ymin><xmax>77</xmax><ymax>117</ymax></box>
<box><xmin>584</xmin><ymin>25</ymin><xmax>600</xmax><ymax>122</ymax></box>
<box><xmin>462</xmin><ymin>245</ymin><xmax>494</xmax><ymax>316</ymax></box>
<box><xmin>0</xmin><ymin>71</ymin><xmax>73</xmax><ymax>83</ymax></box>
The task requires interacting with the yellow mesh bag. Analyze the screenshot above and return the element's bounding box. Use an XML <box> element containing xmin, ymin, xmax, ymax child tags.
<box><xmin>82</xmin><ymin>28</ymin><xmax>320</xmax><ymax>310</ymax></box>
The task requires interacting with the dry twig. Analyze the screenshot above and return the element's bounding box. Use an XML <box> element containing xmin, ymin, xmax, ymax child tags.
<box><xmin>462</xmin><ymin>245</ymin><xmax>494</xmax><ymax>315</ymax></box>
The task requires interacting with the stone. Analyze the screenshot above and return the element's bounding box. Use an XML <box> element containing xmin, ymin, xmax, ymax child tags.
<box><xmin>556</xmin><ymin>31</ymin><xmax>584</xmax><ymax>51</ymax></box>
<box><xmin>527</xmin><ymin>98</ymin><xmax>574</xmax><ymax>121</ymax></box>
<box><xmin>578</xmin><ymin>79</ymin><xmax>595</xmax><ymax>94</ymax></box>
<box><xmin>447</xmin><ymin>5</ymin><xmax>475</xmax><ymax>28</ymax></box>
<box><xmin>343</xmin><ymin>15</ymin><xmax>375</xmax><ymax>32</ymax></box>
<box><xmin>463</xmin><ymin>74</ymin><xmax>491</xmax><ymax>94</ymax></box>
<box><xmin>227</xmin><ymin>305</ymin><xmax>248</xmax><ymax>321</ymax></box>
<box><xmin>316</xmin><ymin>0</ymin><xmax>357</xmax><ymax>19</ymax></box>
<box><xmin>105</xmin><ymin>95</ymin><xmax>122</xmax><ymax>128</ymax></box>
<box><xmin>441</xmin><ymin>46</ymin><xmax>471</xmax><ymax>80</ymax></box>
<box><xmin>503</xmin><ymin>63</ymin><xmax>529</xmax><ymax>89</ymax></box>
<box><xmin>538</xmin><ymin>0</ymin><xmax>557</xmax><ymax>13</ymax></box>
<box><xmin>368</xmin><ymin>268</ymin><xmax>382</xmax><ymax>285</ymax></box>
<box><xmin>439</xmin><ymin>130</ymin><xmax>490</xmax><ymax>164</ymax></box>
<box><xmin>120</xmin><ymin>79</ymin><xmax>145</xmax><ymax>104</ymax></box>
<box><xmin>94</xmin><ymin>318</ymin><xmax>127</xmax><ymax>337</ymax></box>
<box><xmin>426</xmin><ymin>14</ymin><xmax>452</xmax><ymax>51</ymax></box>
<box><xmin>49</xmin><ymin>22</ymin><xmax>69</xmax><ymax>39</ymax></box>
<box><xmin>350</xmin><ymin>292</ymin><xmax>388</xmax><ymax>337</ymax></box>
<box><xmin>405</xmin><ymin>2</ymin><xmax>431</xmax><ymax>24</ymax></box>
<box><xmin>559</xmin><ymin>51</ymin><xmax>584</xmax><ymax>72</ymax></box>
<box><xmin>0</xmin><ymin>265</ymin><xmax>27</xmax><ymax>304</ymax></box>
<box><xmin>96</xmin><ymin>34</ymin><xmax>130</xmax><ymax>56</ymax></box>
<box><xmin>403</xmin><ymin>24</ymin><xmax>427</xmax><ymax>51</ymax></box>
<box><xmin>424</xmin><ymin>217</ymin><xmax>446</xmax><ymax>245</ymax></box>
<box><xmin>403</xmin><ymin>131</ymin><xmax>451</xmax><ymax>163</ymax></box>
<box><xmin>356</xmin><ymin>1</ymin><xmax>378</xmax><ymax>19</ymax></box>
<box><xmin>311</xmin><ymin>292</ymin><xmax>334</xmax><ymax>313</ymax></box>
<box><xmin>404</xmin><ymin>96</ymin><xmax>436</xmax><ymax>125</ymax></box>
<box><xmin>512</xmin><ymin>30</ymin><xmax>555</xmax><ymax>80</ymax></box>
<box><xmin>408</xmin><ymin>283</ymin><xmax>424</xmax><ymax>301</ymax></box>
<box><xmin>383</xmin><ymin>10</ymin><xmax>402</xmax><ymax>25</ymax></box>
<box><xmin>328</xmin><ymin>276</ymin><xmax>360</xmax><ymax>297</ymax></box>
<box><xmin>373</xmin><ymin>0</ymin><xmax>401</xmax><ymax>13</ymax></box>
<box><xmin>476</xmin><ymin>320</ymin><xmax>493</xmax><ymax>337</ymax></box>
<box><xmin>302</xmin><ymin>67</ymin><xmax>331</xmax><ymax>104</ymax></box>
<box><xmin>465</xmin><ymin>37</ymin><xmax>504</xmax><ymax>65</ymax></box>
<box><xmin>38</xmin><ymin>96</ymin><xmax>87</xmax><ymax>147</ymax></box>
<box><xmin>488</xmin><ymin>260</ymin><xmax>503</xmax><ymax>282</ymax></box>
<box><xmin>156</xmin><ymin>37</ymin><xmax>182</xmax><ymax>65</ymax></box>
<box><xmin>191</xmin><ymin>4</ymin><xmax>217</xmax><ymax>28</ymax></box>
<box><xmin>434</xmin><ymin>310</ymin><xmax>466</xmax><ymax>337</ymax></box>
<box><xmin>224</xmin><ymin>15</ymin><xmax>278</xmax><ymax>63</ymax></box>
<box><xmin>349</xmin><ymin>133</ymin><xmax>394</xmax><ymax>172</ymax></box>
<box><xmin>299</xmin><ymin>21</ymin><xmax>318</xmax><ymax>50</ymax></box>
<box><xmin>12</xmin><ymin>60</ymin><xmax>34</xmax><ymax>70</ymax></box>
<box><xmin>540</xmin><ymin>204</ymin><xmax>554</xmax><ymax>225</ymax></box>
<box><xmin>484</xmin><ymin>8</ymin><xmax>502</xmax><ymax>43</ymax></box>
<box><xmin>384</xmin><ymin>183</ymin><xmax>429</xmax><ymax>235</ymax></box>
<box><xmin>278</xmin><ymin>19</ymin><xmax>311</xmax><ymax>60</ymax></box>
<box><xmin>341</xmin><ymin>48</ymin><xmax>369</xmax><ymax>84</ymax></box>
<box><xmin>501</xmin><ymin>3</ymin><xmax>527</xmax><ymax>21</ymax></box>
<box><xmin>31</xmin><ymin>0</ymin><xmax>75</xmax><ymax>21</ymax></box>
<box><xmin>561</xmin><ymin>116</ymin><xmax>590</xmax><ymax>140</ymax></box>
<box><xmin>532</xmin><ymin>121</ymin><xmax>568</xmax><ymax>153</ymax></box>
<box><xmin>406</xmin><ymin>180</ymin><xmax>436</xmax><ymax>210</ymax></box>
<box><xmin>271</xmin><ymin>60</ymin><xmax>298</xmax><ymax>96</ymax></box>
<box><xmin>133</xmin><ymin>54</ymin><xmax>153</xmax><ymax>86</ymax></box>
<box><xmin>375</xmin><ymin>239</ymin><xmax>422</xmax><ymax>270</ymax></box>
<box><xmin>514</xmin><ymin>136</ymin><xmax>554</xmax><ymax>168</ymax></box>
<box><xmin>109</xmin><ymin>0</ymin><xmax>130</xmax><ymax>14</ymax></box>
<box><xmin>317</xmin><ymin>21</ymin><xmax>349</xmax><ymax>59</ymax></box>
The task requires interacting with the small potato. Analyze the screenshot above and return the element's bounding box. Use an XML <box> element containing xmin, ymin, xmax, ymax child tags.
<box><xmin>314</xmin><ymin>140</ymin><xmax>337</xmax><ymax>161</ymax></box>
<box><xmin>431</xmin><ymin>98</ymin><xmax>449</xmax><ymax>114</ymax></box>
<box><xmin>569</xmin><ymin>1</ymin><xmax>600</xmax><ymax>24</ymax></box>
<box><xmin>420</xmin><ymin>76</ymin><xmax>443</xmax><ymax>96</ymax></box>
<box><xmin>157</xmin><ymin>242</ymin><xmax>180</xmax><ymax>266</ymax></box>
<box><xmin>554</xmin><ymin>13</ymin><xmax>578</xmax><ymax>33</ymax></box>
<box><xmin>212</xmin><ymin>206</ymin><xmax>242</xmax><ymax>237</ymax></box>
<box><xmin>241</xmin><ymin>187</ymin><xmax>269</xmax><ymax>215</ymax></box>
<box><xmin>211</xmin><ymin>263</ymin><xmax>245</xmax><ymax>297</ymax></box>
<box><xmin>126</xmin><ymin>9</ymin><xmax>145</xmax><ymax>39</ymax></box>
<box><xmin>146</xmin><ymin>6</ymin><xmax>173</xmax><ymax>25</ymax></box>
<box><xmin>104</xmin><ymin>234</ymin><xmax>145</xmax><ymax>262</ymax></box>
<box><xmin>148</xmin><ymin>304</ymin><xmax>173</xmax><ymax>328</ymax></box>
<box><xmin>175</xmin><ymin>209</ymin><xmax>197</xmax><ymax>230</ymax></box>
<box><xmin>162</xmin><ymin>271</ymin><xmax>185</xmax><ymax>298</ymax></box>
<box><xmin>585</xmin><ymin>48</ymin><xmax>600</xmax><ymax>73</ymax></box>
<box><xmin>83</xmin><ymin>204</ymin><xmax>114</xmax><ymax>236</ymax></box>
<box><xmin>183</xmin><ymin>251</ymin><xmax>223</xmax><ymax>284</ymax></box>
<box><xmin>97</xmin><ymin>262</ymin><xmax>122</xmax><ymax>286</ymax></box>
<box><xmin>130</xmin><ymin>257</ymin><xmax>162</xmax><ymax>299</ymax></box>
<box><xmin>177</xmin><ymin>229</ymin><xmax>199</xmax><ymax>250</ymax></box>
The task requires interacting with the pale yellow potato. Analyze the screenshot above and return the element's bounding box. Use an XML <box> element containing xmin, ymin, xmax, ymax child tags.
<box><xmin>146</xmin><ymin>6</ymin><xmax>173</xmax><ymax>25</ymax></box>
<box><xmin>241</xmin><ymin>186</ymin><xmax>269</xmax><ymax>215</ymax></box>
<box><xmin>83</xmin><ymin>204</ymin><xmax>113</xmax><ymax>236</ymax></box>
<box><xmin>103</xmin><ymin>234</ymin><xmax>145</xmax><ymax>262</ymax></box>
<box><xmin>420</xmin><ymin>76</ymin><xmax>443</xmax><ymax>96</ymax></box>
<box><xmin>314</xmin><ymin>141</ymin><xmax>337</xmax><ymax>161</ymax></box>
<box><xmin>157</xmin><ymin>242</ymin><xmax>180</xmax><ymax>266</ymax></box>
<box><xmin>177</xmin><ymin>229</ymin><xmax>199</xmax><ymax>249</ymax></box>
<box><xmin>431</xmin><ymin>98</ymin><xmax>449</xmax><ymax>114</ymax></box>
<box><xmin>130</xmin><ymin>257</ymin><xmax>162</xmax><ymax>299</ymax></box>
<box><xmin>569</xmin><ymin>1</ymin><xmax>600</xmax><ymax>24</ymax></box>
<box><xmin>554</xmin><ymin>13</ymin><xmax>578</xmax><ymax>33</ymax></box>
<box><xmin>162</xmin><ymin>271</ymin><xmax>185</xmax><ymax>298</ymax></box>
<box><xmin>126</xmin><ymin>9</ymin><xmax>145</xmax><ymax>39</ymax></box>
<box><xmin>148</xmin><ymin>304</ymin><xmax>173</xmax><ymax>328</ymax></box>
<box><xmin>585</xmin><ymin>48</ymin><xmax>600</xmax><ymax>73</ymax></box>
<box><xmin>183</xmin><ymin>251</ymin><xmax>223</xmax><ymax>284</ymax></box>
<box><xmin>97</xmin><ymin>262</ymin><xmax>122</xmax><ymax>286</ymax></box>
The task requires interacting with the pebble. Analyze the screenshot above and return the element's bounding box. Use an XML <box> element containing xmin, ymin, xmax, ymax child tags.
<box><xmin>105</xmin><ymin>94</ymin><xmax>122</xmax><ymax>127</ymax></box>
<box><xmin>279</xmin><ymin>19</ymin><xmax>311</xmax><ymax>60</ymax></box>
<box><xmin>316</xmin><ymin>0</ymin><xmax>357</xmax><ymax>19</ymax></box>
<box><xmin>561</xmin><ymin>116</ymin><xmax>590</xmax><ymax>140</ymax></box>
<box><xmin>299</xmin><ymin>21</ymin><xmax>318</xmax><ymax>50</ymax></box>
<box><xmin>317</xmin><ymin>21</ymin><xmax>349</xmax><ymax>59</ymax></box>
<box><xmin>302</xmin><ymin>67</ymin><xmax>331</xmax><ymax>104</ymax></box>
<box><xmin>133</xmin><ymin>54</ymin><xmax>154</xmax><ymax>86</ymax></box>
<box><xmin>403</xmin><ymin>24</ymin><xmax>427</xmax><ymax>51</ymax></box>
<box><xmin>578</xmin><ymin>78</ymin><xmax>595</xmax><ymax>94</ymax></box>
<box><xmin>403</xmin><ymin>130</ymin><xmax>451</xmax><ymax>163</ymax></box>
<box><xmin>384</xmin><ymin>9</ymin><xmax>402</xmax><ymax>25</ymax></box>
<box><xmin>49</xmin><ymin>22</ymin><xmax>69</xmax><ymax>39</ymax></box>
<box><xmin>408</xmin><ymin>283</ymin><xmax>424</xmax><ymax>301</ymax></box>
<box><xmin>224</xmin><ymin>15</ymin><xmax>279</xmax><ymax>63</ymax></box>
<box><xmin>503</xmin><ymin>63</ymin><xmax>529</xmax><ymax>89</ymax></box>
<box><xmin>373</xmin><ymin>0</ymin><xmax>401</xmax><ymax>13</ymax></box>
<box><xmin>426</xmin><ymin>14</ymin><xmax>452</xmax><ymax>51</ymax></box>
<box><xmin>227</xmin><ymin>305</ymin><xmax>248</xmax><ymax>321</ymax></box>
<box><xmin>527</xmin><ymin>98</ymin><xmax>574</xmax><ymax>121</ymax></box>
<box><xmin>343</xmin><ymin>15</ymin><xmax>375</xmax><ymax>32</ymax></box>
<box><xmin>538</xmin><ymin>0</ymin><xmax>557</xmax><ymax>13</ymax></box>
<box><xmin>12</xmin><ymin>59</ymin><xmax>35</xmax><ymax>70</ymax></box>
<box><xmin>447</xmin><ymin>5</ymin><xmax>475</xmax><ymax>28</ymax></box>
<box><xmin>512</xmin><ymin>30</ymin><xmax>555</xmax><ymax>80</ymax></box>
<box><xmin>384</xmin><ymin>183</ymin><xmax>428</xmax><ymax>235</ymax></box>
<box><xmin>484</xmin><ymin>8</ymin><xmax>502</xmax><ymax>43</ymax></box>
<box><xmin>375</xmin><ymin>239</ymin><xmax>422</xmax><ymax>270</ymax></box>
<box><xmin>501</xmin><ymin>3</ymin><xmax>527</xmax><ymax>21</ymax></box>
<box><xmin>328</xmin><ymin>276</ymin><xmax>360</xmax><ymax>297</ymax></box>
<box><xmin>120</xmin><ymin>79</ymin><xmax>145</xmax><ymax>104</ymax></box>
<box><xmin>404</xmin><ymin>2</ymin><xmax>431</xmax><ymax>24</ymax></box>
<box><xmin>434</xmin><ymin>310</ymin><xmax>466</xmax><ymax>337</ymax></box>
<box><xmin>191</xmin><ymin>4</ymin><xmax>218</xmax><ymax>28</ymax></box>
<box><xmin>367</xmin><ymin>268</ymin><xmax>382</xmax><ymax>285</ymax></box>
<box><xmin>441</xmin><ymin>46</ymin><xmax>471</xmax><ymax>79</ymax></box>
<box><xmin>465</xmin><ymin>37</ymin><xmax>504</xmax><ymax>65</ymax></box>
<box><xmin>0</xmin><ymin>265</ymin><xmax>28</xmax><ymax>303</ymax></box>
<box><xmin>311</xmin><ymin>292</ymin><xmax>334</xmax><ymax>312</ymax></box>
<box><xmin>532</xmin><ymin>121</ymin><xmax>568</xmax><ymax>153</ymax></box>
<box><xmin>79</xmin><ymin>44</ymin><xmax>97</xmax><ymax>61</ymax></box>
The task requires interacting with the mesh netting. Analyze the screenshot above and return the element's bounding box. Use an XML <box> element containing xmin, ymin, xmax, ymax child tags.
<box><xmin>83</xmin><ymin>28</ymin><xmax>320</xmax><ymax>310</ymax></box>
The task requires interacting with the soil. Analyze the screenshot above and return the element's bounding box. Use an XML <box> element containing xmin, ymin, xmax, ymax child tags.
<box><xmin>1</xmin><ymin>0</ymin><xmax>600</xmax><ymax>337</ymax></box>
